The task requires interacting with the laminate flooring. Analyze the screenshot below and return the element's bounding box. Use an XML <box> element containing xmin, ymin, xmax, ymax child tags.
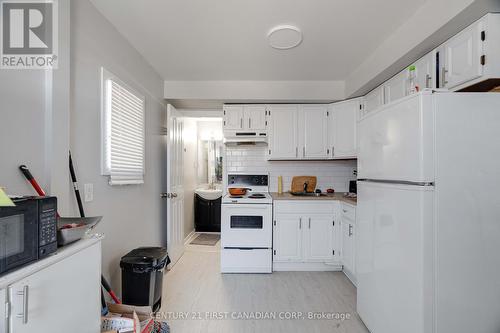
<box><xmin>161</xmin><ymin>240</ymin><xmax>369</xmax><ymax>333</ymax></box>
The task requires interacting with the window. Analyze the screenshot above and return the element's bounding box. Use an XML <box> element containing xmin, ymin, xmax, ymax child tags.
<box><xmin>101</xmin><ymin>68</ymin><xmax>145</xmax><ymax>185</ymax></box>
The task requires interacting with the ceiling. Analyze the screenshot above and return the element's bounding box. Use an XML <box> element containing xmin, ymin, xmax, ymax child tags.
<box><xmin>90</xmin><ymin>0</ymin><xmax>427</xmax><ymax>82</ymax></box>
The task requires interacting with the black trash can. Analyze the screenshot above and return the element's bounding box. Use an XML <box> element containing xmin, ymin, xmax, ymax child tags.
<box><xmin>120</xmin><ymin>247</ymin><xmax>170</xmax><ymax>312</ymax></box>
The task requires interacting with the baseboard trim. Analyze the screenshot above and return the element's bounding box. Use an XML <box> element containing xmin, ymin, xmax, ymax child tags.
<box><xmin>273</xmin><ymin>261</ymin><xmax>343</xmax><ymax>271</ymax></box>
<box><xmin>343</xmin><ymin>269</ymin><xmax>357</xmax><ymax>287</ymax></box>
<box><xmin>184</xmin><ymin>230</ymin><xmax>196</xmax><ymax>245</ymax></box>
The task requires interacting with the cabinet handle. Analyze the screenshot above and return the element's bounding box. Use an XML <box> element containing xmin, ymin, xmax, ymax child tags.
<box><xmin>348</xmin><ymin>224</ymin><xmax>353</xmax><ymax>237</ymax></box>
<box><xmin>248</xmin><ymin>118</ymin><xmax>251</xmax><ymax>128</ymax></box>
<box><xmin>296</xmin><ymin>147</ymin><xmax>298</xmax><ymax>158</ymax></box>
<box><xmin>303</xmin><ymin>146</ymin><xmax>305</xmax><ymax>157</ymax></box>
<box><xmin>16</xmin><ymin>285</ymin><xmax>29</xmax><ymax>324</ymax></box>
<box><xmin>441</xmin><ymin>68</ymin><xmax>448</xmax><ymax>87</ymax></box>
<box><xmin>308</xmin><ymin>218</ymin><xmax>311</xmax><ymax>229</ymax></box>
<box><xmin>240</xmin><ymin>118</ymin><xmax>243</xmax><ymax>128</ymax></box>
<box><xmin>299</xmin><ymin>218</ymin><xmax>302</xmax><ymax>229</ymax></box>
<box><xmin>332</xmin><ymin>146</ymin><xmax>335</xmax><ymax>157</ymax></box>
<box><xmin>425</xmin><ymin>74</ymin><xmax>431</xmax><ymax>88</ymax></box>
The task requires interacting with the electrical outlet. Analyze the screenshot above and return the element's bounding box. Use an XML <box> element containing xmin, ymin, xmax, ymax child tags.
<box><xmin>84</xmin><ymin>183</ymin><xmax>93</xmax><ymax>202</ymax></box>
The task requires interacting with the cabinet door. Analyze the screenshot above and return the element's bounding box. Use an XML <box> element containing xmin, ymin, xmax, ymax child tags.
<box><xmin>414</xmin><ymin>52</ymin><xmax>435</xmax><ymax>90</ymax></box>
<box><xmin>363</xmin><ymin>85</ymin><xmax>384</xmax><ymax>114</ymax></box>
<box><xmin>0</xmin><ymin>288</ymin><xmax>6</xmax><ymax>333</ymax></box>
<box><xmin>244</xmin><ymin>105</ymin><xmax>267</xmax><ymax>130</ymax></box>
<box><xmin>268</xmin><ymin>106</ymin><xmax>298</xmax><ymax>159</ymax></box>
<box><xmin>384</xmin><ymin>70</ymin><xmax>408</xmax><ymax>104</ymax></box>
<box><xmin>304</xmin><ymin>215</ymin><xmax>334</xmax><ymax>261</ymax></box>
<box><xmin>273</xmin><ymin>215</ymin><xmax>302</xmax><ymax>262</ymax></box>
<box><xmin>443</xmin><ymin>20</ymin><xmax>483</xmax><ymax>89</ymax></box>
<box><xmin>223</xmin><ymin>105</ymin><xmax>244</xmax><ymax>130</ymax></box>
<box><xmin>341</xmin><ymin>217</ymin><xmax>355</xmax><ymax>277</ymax></box>
<box><xmin>195</xmin><ymin>194</ymin><xmax>211</xmax><ymax>231</ymax></box>
<box><xmin>300</xmin><ymin>105</ymin><xmax>329</xmax><ymax>159</ymax></box>
<box><xmin>8</xmin><ymin>243</ymin><xmax>101</xmax><ymax>333</ymax></box>
<box><xmin>331</xmin><ymin>99</ymin><xmax>359</xmax><ymax>159</ymax></box>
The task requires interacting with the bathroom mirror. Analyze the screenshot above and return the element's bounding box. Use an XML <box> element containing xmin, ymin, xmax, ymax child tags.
<box><xmin>197</xmin><ymin>139</ymin><xmax>223</xmax><ymax>186</ymax></box>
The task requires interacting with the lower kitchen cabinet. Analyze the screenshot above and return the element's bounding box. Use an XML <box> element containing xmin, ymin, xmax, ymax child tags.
<box><xmin>304</xmin><ymin>215</ymin><xmax>335</xmax><ymax>261</ymax></box>
<box><xmin>2</xmin><ymin>239</ymin><xmax>101</xmax><ymax>333</ymax></box>
<box><xmin>273</xmin><ymin>215</ymin><xmax>302</xmax><ymax>262</ymax></box>
<box><xmin>340</xmin><ymin>203</ymin><xmax>356</xmax><ymax>285</ymax></box>
<box><xmin>273</xmin><ymin>201</ymin><xmax>340</xmax><ymax>271</ymax></box>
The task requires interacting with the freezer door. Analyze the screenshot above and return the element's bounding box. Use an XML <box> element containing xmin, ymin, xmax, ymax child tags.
<box><xmin>357</xmin><ymin>93</ymin><xmax>434</xmax><ymax>183</ymax></box>
<box><xmin>356</xmin><ymin>181</ymin><xmax>434</xmax><ymax>333</ymax></box>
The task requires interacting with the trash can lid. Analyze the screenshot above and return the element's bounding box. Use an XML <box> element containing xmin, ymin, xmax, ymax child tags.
<box><xmin>120</xmin><ymin>247</ymin><xmax>170</xmax><ymax>271</ymax></box>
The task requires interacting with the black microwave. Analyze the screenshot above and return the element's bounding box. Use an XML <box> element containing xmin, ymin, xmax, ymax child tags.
<box><xmin>0</xmin><ymin>196</ymin><xmax>58</xmax><ymax>276</ymax></box>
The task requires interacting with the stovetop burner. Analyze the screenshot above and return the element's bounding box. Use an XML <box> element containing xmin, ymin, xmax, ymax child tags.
<box><xmin>248</xmin><ymin>193</ymin><xmax>266</xmax><ymax>199</ymax></box>
<box><xmin>229</xmin><ymin>195</ymin><xmax>244</xmax><ymax>198</ymax></box>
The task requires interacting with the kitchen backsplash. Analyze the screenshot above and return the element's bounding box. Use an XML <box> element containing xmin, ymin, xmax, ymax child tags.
<box><xmin>224</xmin><ymin>146</ymin><xmax>357</xmax><ymax>192</ymax></box>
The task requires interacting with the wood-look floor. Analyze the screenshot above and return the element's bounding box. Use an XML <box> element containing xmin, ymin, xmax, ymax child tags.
<box><xmin>161</xmin><ymin>239</ymin><xmax>369</xmax><ymax>333</ymax></box>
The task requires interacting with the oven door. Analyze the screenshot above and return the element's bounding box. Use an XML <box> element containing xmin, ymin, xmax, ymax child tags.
<box><xmin>0</xmin><ymin>201</ymin><xmax>38</xmax><ymax>275</ymax></box>
<box><xmin>221</xmin><ymin>204</ymin><xmax>272</xmax><ymax>248</ymax></box>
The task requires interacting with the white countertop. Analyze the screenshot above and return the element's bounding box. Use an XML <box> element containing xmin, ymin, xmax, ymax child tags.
<box><xmin>0</xmin><ymin>234</ymin><xmax>103</xmax><ymax>289</ymax></box>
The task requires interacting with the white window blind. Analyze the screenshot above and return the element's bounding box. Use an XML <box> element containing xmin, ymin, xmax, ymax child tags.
<box><xmin>102</xmin><ymin>72</ymin><xmax>145</xmax><ymax>185</ymax></box>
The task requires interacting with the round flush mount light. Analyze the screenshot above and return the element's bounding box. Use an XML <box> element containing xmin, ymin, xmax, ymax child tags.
<box><xmin>267</xmin><ymin>25</ymin><xmax>302</xmax><ymax>50</ymax></box>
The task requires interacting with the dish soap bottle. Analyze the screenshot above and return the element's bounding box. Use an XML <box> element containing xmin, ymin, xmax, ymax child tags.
<box><xmin>407</xmin><ymin>65</ymin><xmax>418</xmax><ymax>95</ymax></box>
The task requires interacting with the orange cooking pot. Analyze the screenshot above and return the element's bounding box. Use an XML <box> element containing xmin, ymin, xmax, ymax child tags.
<box><xmin>228</xmin><ymin>187</ymin><xmax>250</xmax><ymax>196</ymax></box>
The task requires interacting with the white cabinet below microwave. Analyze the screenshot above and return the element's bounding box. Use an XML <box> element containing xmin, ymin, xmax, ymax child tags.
<box><xmin>1</xmin><ymin>238</ymin><xmax>101</xmax><ymax>333</ymax></box>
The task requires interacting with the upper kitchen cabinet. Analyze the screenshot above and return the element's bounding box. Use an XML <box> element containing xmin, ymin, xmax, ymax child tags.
<box><xmin>441</xmin><ymin>17</ymin><xmax>484</xmax><ymax>89</ymax></box>
<box><xmin>439</xmin><ymin>13</ymin><xmax>500</xmax><ymax>91</ymax></box>
<box><xmin>384</xmin><ymin>70</ymin><xmax>408</xmax><ymax>104</ymax></box>
<box><xmin>300</xmin><ymin>105</ymin><xmax>329</xmax><ymax>159</ymax></box>
<box><xmin>223</xmin><ymin>105</ymin><xmax>267</xmax><ymax>131</ymax></box>
<box><xmin>329</xmin><ymin>98</ymin><xmax>361</xmax><ymax>159</ymax></box>
<box><xmin>244</xmin><ymin>105</ymin><xmax>267</xmax><ymax>130</ymax></box>
<box><xmin>362</xmin><ymin>85</ymin><xmax>384</xmax><ymax>116</ymax></box>
<box><xmin>414</xmin><ymin>52</ymin><xmax>435</xmax><ymax>90</ymax></box>
<box><xmin>268</xmin><ymin>105</ymin><xmax>299</xmax><ymax>159</ymax></box>
<box><xmin>268</xmin><ymin>105</ymin><xmax>329</xmax><ymax>160</ymax></box>
<box><xmin>223</xmin><ymin>105</ymin><xmax>244</xmax><ymax>130</ymax></box>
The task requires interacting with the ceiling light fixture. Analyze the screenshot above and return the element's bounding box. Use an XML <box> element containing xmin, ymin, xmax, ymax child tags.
<box><xmin>267</xmin><ymin>25</ymin><xmax>302</xmax><ymax>50</ymax></box>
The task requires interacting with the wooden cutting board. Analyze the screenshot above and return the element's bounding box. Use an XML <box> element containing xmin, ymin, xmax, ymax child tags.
<box><xmin>291</xmin><ymin>176</ymin><xmax>317</xmax><ymax>193</ymax></box>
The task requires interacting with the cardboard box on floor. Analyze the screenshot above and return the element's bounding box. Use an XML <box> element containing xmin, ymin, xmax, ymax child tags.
<box><xmin>101</xmin><ymin>303</ymin><xmax>154</xmax><ymax>333</ymax></box>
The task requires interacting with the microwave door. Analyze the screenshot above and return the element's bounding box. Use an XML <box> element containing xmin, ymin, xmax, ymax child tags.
<box><xmin>0</xmin><ymin>207</ymin><xmax>38</xmax><ymax>274</ymax></box>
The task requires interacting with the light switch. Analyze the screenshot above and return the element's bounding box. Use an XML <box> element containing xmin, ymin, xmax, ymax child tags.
<box><xmin>84</xmin><ymin>183</ymin><xmax>93</xmax><ymax>202</ymax></box>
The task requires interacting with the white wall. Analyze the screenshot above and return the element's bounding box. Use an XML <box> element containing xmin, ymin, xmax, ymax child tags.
<box><xmin>71</xmin><ymin>0</ymin><xmax>166</xmax><ymax>293</ymax></box>
<box><xmin>225</xmin><ymin>146</ymin><xmax>356</xmax><ymax>193</ymax></box>
<box><xmin>0</xmin><ymin>0</ymin><xmax>71</xmax><ymax>214</ymax></box>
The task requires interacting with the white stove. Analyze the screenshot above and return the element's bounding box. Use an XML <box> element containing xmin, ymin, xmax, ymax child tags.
<box><xmin>222</xmin><ymin>192</ymin><xmax>273</xmax><ymax>204</ymax></box>
<box><xmin>221</xmin><ymin>174</ymin><xmax>273</xmax><ymax>273</ymax></box>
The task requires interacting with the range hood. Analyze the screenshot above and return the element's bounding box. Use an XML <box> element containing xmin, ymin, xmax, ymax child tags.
<box><xmin>223</xmin><ymin>130</ymin><xmax>268</xmax><ymax>146</ymax></box>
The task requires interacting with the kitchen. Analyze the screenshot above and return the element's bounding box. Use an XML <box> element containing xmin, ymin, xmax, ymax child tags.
<box><xmin>1</xmin><ymin>1</ymin><xmax>500</xmax><ymax>333</ymax></box>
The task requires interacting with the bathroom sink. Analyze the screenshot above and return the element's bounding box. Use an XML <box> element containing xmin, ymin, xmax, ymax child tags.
<box><xmin>195</xmin><ymin>188</ymin><xmax>222</xmax><ymax>201</ymax></box>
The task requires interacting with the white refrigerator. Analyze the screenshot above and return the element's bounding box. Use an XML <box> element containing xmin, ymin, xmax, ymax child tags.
<box><xmin>356</xmin><ymin>91</ymin><xmax>500</xmax><ymax>333</ymax></box>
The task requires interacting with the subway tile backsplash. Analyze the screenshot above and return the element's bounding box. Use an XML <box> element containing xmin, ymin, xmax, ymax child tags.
<box><xmin>224</xmin><ymin>146</ymin><xmax>357</xmax><ymax>192</ymax></box>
